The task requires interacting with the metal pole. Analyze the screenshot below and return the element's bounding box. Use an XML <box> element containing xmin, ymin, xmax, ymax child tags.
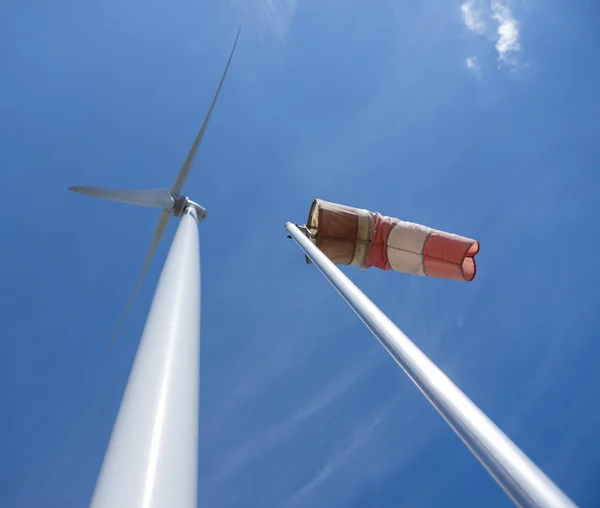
<box><xmin>91</xmin><ymin>208</ymin><xmax>201</xmax><ymax>508</ymax></box>
<box><xmin>285</xmin><ymin>222</ymin><xmax>575</xmax><ymax>508</ymax></box>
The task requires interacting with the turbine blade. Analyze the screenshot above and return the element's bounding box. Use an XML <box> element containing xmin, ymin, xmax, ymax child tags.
<box><xmin>69</xmin><ymin>186</ymin><xmax>175</xmax><ymax>210</ymax></box>
<box><xmin>170</xmin><ymin>26</ymin><xmax>241</xmax><ymax>195</ymax></box>
<box><xmin>106</xmin><ymin>209</ymin><xmax>172</xmax><ymax>352</ymax></box>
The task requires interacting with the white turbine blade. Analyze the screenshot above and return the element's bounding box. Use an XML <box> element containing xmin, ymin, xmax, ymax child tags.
<box><xmin>170</xmin><ymin>26</ymin><xmax>241</xmax><ymax>195</ymax></box>
<box><xmin>69</xmin><ymin>186</ymin><xmax>175</xmax><ymax>210</ymax></box>
<box><xmin>106</xmin><ymin>209</ymin><xmax>172</xmax><ymax>352</ymax></box>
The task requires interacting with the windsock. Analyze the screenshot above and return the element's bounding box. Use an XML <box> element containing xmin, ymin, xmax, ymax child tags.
<box><xmin>305</xmin><ymin>199</ymin><xmax>479</xmax><ymax>282</ymax></box>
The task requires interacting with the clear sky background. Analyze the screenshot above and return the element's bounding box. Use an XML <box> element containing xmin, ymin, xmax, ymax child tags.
<box><xmin>1</xmin><ymin>0</ymin><xmax>599</xmax><ymax>506</ymax></box>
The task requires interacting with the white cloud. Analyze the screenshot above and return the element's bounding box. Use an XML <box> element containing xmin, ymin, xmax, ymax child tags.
<box><xmin>461</xmin><ymin>1</ymin><xmax>486</xmax><ymax>35</ymax></box>
<box><xmin>465</xmin><ymin>56</ymin><xmax>482</xmax><ymax>78</ymax></box>
<box><xmin>491</xmin><ymin>1</ymin><xmax>521</xmax><ymax>66</ymax></box>
<box><xmin>460</xmin><ymin>1</ymin><xmax>523</xmax><ymax>71</ymax></box>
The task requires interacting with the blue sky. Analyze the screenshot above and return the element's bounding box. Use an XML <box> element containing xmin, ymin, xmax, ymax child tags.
<box><xmin>1</xmin><ymin>0</ymin><xmax>599</xmax><ymax>506</ymax></box>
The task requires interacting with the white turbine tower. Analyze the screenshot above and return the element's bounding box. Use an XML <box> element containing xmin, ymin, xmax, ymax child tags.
<box><xmin>69</xmin><ymin>28</ymin><xmax>241</xmax><ymax>508</ymax></box>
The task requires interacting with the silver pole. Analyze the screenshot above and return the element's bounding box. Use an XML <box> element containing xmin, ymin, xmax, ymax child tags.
<box><xmin>285</xmin><ymin>222</ymin><xmax>575</xmax><ymax>508</ymax></box>
<box><xmin>91</xmin><ymin>208</ymin><xmax>201</xmax><ymax>508</ymax></box>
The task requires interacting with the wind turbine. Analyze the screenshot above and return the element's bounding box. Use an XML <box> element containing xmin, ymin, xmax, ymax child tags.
<box><xmin>69</xmin><ymin>27</ymin><xmax>241</xmax><ymax>508</ymax></box>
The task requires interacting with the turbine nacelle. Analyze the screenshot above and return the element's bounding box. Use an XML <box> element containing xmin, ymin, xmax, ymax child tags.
<box><xmin>172</xmin><ymin>195</ymin><xmax>207</xmax><ymax>222</ymax></box>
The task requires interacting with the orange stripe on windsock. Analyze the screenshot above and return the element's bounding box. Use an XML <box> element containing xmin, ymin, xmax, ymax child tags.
<box><xmin>364</xmin><ymin>214</ymin><xmax>396</xmax><ymax>270</ymax></box>
<box><xmin>423</xmin><ymin>232</ymin><xmax>479</xmax><ymax>282</ymax></box>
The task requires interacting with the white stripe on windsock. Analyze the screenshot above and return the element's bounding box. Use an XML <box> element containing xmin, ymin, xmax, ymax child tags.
<box><xmin>386</xmin><ymin>221</ymin><xmax>431</xmax><ymax>276</ymax></box>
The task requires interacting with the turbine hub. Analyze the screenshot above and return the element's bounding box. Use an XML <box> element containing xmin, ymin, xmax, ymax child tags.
<box><xmin>172</xmin><ymin>195</ymin><xmax>207</xmax><ymax>222</ymax></box>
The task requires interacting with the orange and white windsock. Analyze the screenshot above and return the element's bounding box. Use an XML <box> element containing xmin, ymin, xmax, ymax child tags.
<box><xmin>305</xmin><ymin>199</ymin><xmax>479</xmax><ymax>282</ymax></box>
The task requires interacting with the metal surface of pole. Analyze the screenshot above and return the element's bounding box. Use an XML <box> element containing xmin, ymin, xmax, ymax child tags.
<box><xmin>91</xmin><ymin>208</ymin><xmax>201</xmax><ymax>508</ymax></box>
<box><xmin>285</xmin><ymin>222</ymin><xmax>575</xmax><ymax>508</ymax></box>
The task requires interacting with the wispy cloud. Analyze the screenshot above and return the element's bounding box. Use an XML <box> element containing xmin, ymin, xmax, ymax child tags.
<box><xmin>283</xmin><ymin>402</ymin><xmax>394</xmax><ymax>507</ymax></box>
<box><xmin>232</xmin><ymin>0</ymin><xmax>297</xmax><ymax>40</ymax></box>
<box><xmin>203</xmin><ymin>349</ymin><xmax>381</xmax><ymax>489</ymax></box>
<box><xmin>282</xmin><ymin>395</ymin><xmax>437</xmax><ymax>508</ymax></box>
<box><xmin>491</xmin><ymin>1</ymin><xmax>521</xmax><ymax>66</ymax></box>
<box><xmin>461</xmin><ymin>1</ymin><xmax>486</xmax><ymax>35</ymax></box>
<box><xmin>465</xmin><ymin>56</ymin><xmax>482</xmax><ymax>79</ymax></box>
